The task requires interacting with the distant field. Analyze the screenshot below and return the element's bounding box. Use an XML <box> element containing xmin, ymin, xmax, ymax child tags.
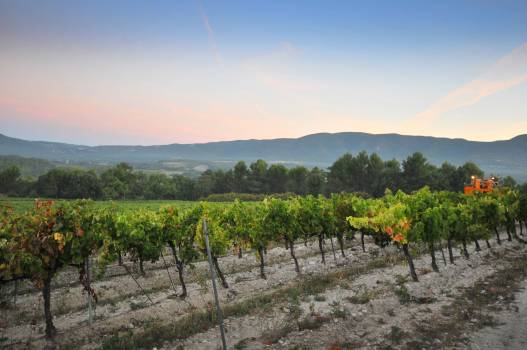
<box><xmin>0</xmin><ymin>197</ymin><xmax>231</xmax><ymax>213</ymax></box>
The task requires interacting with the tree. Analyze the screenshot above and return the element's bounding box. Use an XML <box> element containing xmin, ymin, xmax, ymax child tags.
<box><xmin>144</xmin><ymin>173</ymin><xmax>176</xmax><ymax>199</ymax></box>
<box><xmin>381</xmin><ymin>159</ymin><xmax>402</xmax><ymax>193</ymax></box>
<box><xmin>435</xmin><ymin>162</ymin><xmax>458</xmax><ymax>191</ymax></box>
<box><xmin>195</xmin><ymin>170</ymin><xmax>216</xmax><ymax>198</ymax></box>
<box><xmin>453</xmin><ymin>162</ymin><xmax>484</xmax><ymax>191</ymax></box>
<box><xmin>328</xmin><ymin>153</ymin><xmax>354</xmax><ymax>193</ymax></box>
<box><xmin>173</xmin><ymin>175</ymin><xmax>198</xmax><ymax>200</ymax></box>
<box><xmin>100</xmin><ymin>163</ymin><xmax>136</xmax><ymax>199</ymax></box>
<box><xmin>288</xmin><ymin>166</ymin><xmax>308</xmax><ymax>195</ymax></box>
<box><xmin>0</xmin><ymin>166</ymin><xmax>21</xmax><ymax>194</ymax></box>
<box><xmin>366</xmin><ymin>153</ymin><xmax>384</xmax><ymax>196</ymax></box>
<box><xmin>402</xmin><ymin>152</ymin><xmax>435</xmax><ymax>192</ymax></box>
<box><xmin>248</xmin><ymin>160</ymin><xmax>268</xmax><ymax>193</ymax></box>
<box><xmin>266</xmin><ymin>164</ymin><xmax>288</xmax><ymax>193</ymax></box>
<box><xmin>36</xmin><ymin>168</ymin><xmax>101</xmax><ymax>199</ymax></box>
<box><xmin>350</xmin><ymin>151</ymin><xmax>370</xmax><ymax>193</ymax></box>
<box><xmin>306</xmin><ymin>167</ymin><xmax>326</xmax><ymax>195</ymax></box>
<box><xmin>232</xmin><ymin>161</ymin><xmax>248</xmax><ymax>193</ymax></box>
<box><xmin>501</xmin><ymin>176</ymin><xmax>517</xmax><ymax>189</ymax></box>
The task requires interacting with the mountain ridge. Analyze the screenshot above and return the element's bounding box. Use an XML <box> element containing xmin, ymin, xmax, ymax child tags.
<box><xmin>1</xmin><ymin>132</ymin><xmax>526</xmax><ymax>180</ymax></box>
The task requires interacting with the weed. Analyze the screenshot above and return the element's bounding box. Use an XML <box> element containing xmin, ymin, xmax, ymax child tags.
<box><xmin>394</xmin><ymin>284</ymin><xmax>411</xmax><ymax>304</ymax></box>
<box><xmin>297</xmin><ymin>315</ymin><xmax>328</xmax><ymax>331</ymax></box>
<box><xmin>233</xmin><ymin>338</ymin><xmax>250</xmax><ymax>349</ymax></box>
<box><xmin>288</xmin><ymin>345</ymin><xmax>311</xmax><ymax>350</ymax></box>
<box><xmin>260</xmin><ymin>323</ymin><xmax>295</xmax><ymax>344</ymax></box>
<box><xmin>287</xmin><ymin>298</ymin><xmax>302</xmax><ymax>319</ymax></box>
<box><xmin>314</xmin><ymin>294</ymin><xmax>326</xmax><ymax>302</ymax></box>
<box><xmin>55</xmin><ymin>293</ymin><xmax>69</xmax><ymax>315</ymax></box>
<box><xmin>394</xmin><ymin>274</ymin><xmax>409</xmax><ymax>285</ymax></box>
<box><xmin>129</xmin><ymin>300</ymin><xmax>148</xmax><ymax>311</ymax></box>
<box><xmin>386</xmin><ymin>325</ymin><xmax>406</xmax><ymax>345</ymax></box>
<box><xmin>329</xmin><ymin>301</ymin><xmax>348</xmax><ymax>319</ymax></box>
<box><xmin>346</xmin><ymin>287</ymin><xmax>375</xmax><ymax>304</ymax></box>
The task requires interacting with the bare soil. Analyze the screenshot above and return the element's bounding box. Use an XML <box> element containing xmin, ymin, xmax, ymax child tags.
<box><xmin>1</xmin><ymin>234</ymin><xmax>526</xmax><ymax>350</ymax></box>
<box><xmin>465</xmin><ymin>279</ymin><xmax>527</xmax><ymax>350</ymax></box>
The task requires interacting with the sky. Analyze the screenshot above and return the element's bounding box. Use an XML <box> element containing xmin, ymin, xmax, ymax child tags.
<box><xmin>1</xmin><ymin>0</ymin><xmax>526</xmax><ymax>145</ymax></box>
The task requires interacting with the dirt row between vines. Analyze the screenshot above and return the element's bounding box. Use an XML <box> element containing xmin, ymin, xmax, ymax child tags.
<box><xmin>2</xmin><ymin>234</ymin><xmax>525</xmax><ymax>350</ymax></box>
<box><xmin>1</xmin><ymin>235</ymin><xmax>386</xmax><ymax>348</ymax></box>
<box><xmin>171</xmin><ymin>240</ymin><xmax>527</xmax><ymax>350</ymax></box>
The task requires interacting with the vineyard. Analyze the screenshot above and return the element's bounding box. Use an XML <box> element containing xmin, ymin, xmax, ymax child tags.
<box><xmin>1</xmin><ymin>188</ymin><xmax>527</xmax><ymax>349</ymax></box>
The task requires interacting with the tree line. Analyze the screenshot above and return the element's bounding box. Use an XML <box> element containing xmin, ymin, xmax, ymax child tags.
<box><xmin>0</xmin><ymin>151</ymin><xmax>523</xmax><ymax>199</ymax></box>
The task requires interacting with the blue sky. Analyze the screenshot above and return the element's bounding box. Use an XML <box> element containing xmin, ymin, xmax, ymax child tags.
<box><xmin>1</xmin><ymin>0</ymin><xmax>526</xmax><ymax>145</ymax></box>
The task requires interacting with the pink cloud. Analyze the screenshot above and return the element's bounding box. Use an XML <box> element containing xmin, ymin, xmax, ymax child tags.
<box><xmin>0</xmin><ymin>93</ymin><xmax>299</xmax><ymax>144</ymax></box>
<box><xmin>406</xmin><ymin>42</ymin><xmax>527</xmax><ymax>130</ymax></box>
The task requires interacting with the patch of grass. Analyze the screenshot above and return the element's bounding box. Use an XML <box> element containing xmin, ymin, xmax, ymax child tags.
<box><xmin>392</xmin><ymin>275</ymin><xmax>436</xmax><ymax>305</ymax></box>
<box><xmin>385</xmin><ymin>325</ymin><xmax>407</xmax><ymax>345</ymax></box>
<box><xmin>394</xmin><ymin>274</ymin><xmax>409</xmax><ymax>285</ymax></box>
<box><xmin>55</xmin><ymin>292</ymin><xmax>70</xmax><ymax>315</ymax></box>
<box><xmin>313</xmin><ymin>294</ymin><xmax>326</xmax><ymax>302</ymax></box>
<box><xmin>260</xmin><ymin>323</ymin><xmax>295</xmax><ymax>344</ymax></box>
<box><xmin>102</xmin><ymin>293</ymin><xmax>275</xmax><ymax>350</ymax></box>
<box><xmin>233</xmin><ymin>338</ymin><xmax>250</xmax><ymax>350</ymax></box>
<box><xmin>129</xmin><ymin>300</ymin><xmax>148</xmax><ymax>311</ymax></box>
<box><xmin>329</xmin><ymin>301</ymin><xmax>348</xmax><ymax>319</ymax></box>
<box><xmin>324</xmin><ymin>342</ymin><xmax>363</xmax><ymax>350</ymax></box>
<box><xmin>394</xmin><ymin>283</ymin><xmax>412</xmax><ymax>304</ymax></box>
<box><xmin>234</xmin><ymin>275</ymin><xmax>251</xmax><ymax>283</ymax></box>
<box><xmin>297</xmin><ymin>315</ymin><xmax>329</xmax><ymax>331</ymax></box>
<box><xmin>346</xmin><ymin>286</ymin><xmax>376</xmax><ymax>304</ymax></box>
<box><xmin>288</xmin><ymin>345</ymin><xmax>311</xmax><ymax>350</ymax></box>
<box><xmin>101</xmin><ymin>330</ymin><xmax>135</xmax><ymax>350</ymax></box>
<box><xmin>286</xmin><ymin>298</ymin><xmax>303</xmax><ymax>319</ymax></box>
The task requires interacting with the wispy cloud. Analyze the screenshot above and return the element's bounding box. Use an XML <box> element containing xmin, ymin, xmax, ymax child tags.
<box><xmin>242</xmin><ymin>42</ymin><xmax>319</xmax><ymax>93</ymax></box>
<box><xmin>406</xmin><ymin>43</ymin><xmax>527</xmax><ymax>130</ymax></box>
<box><xmin>197</xmin><ymin>1</ymin><xmax>223</xmax><ymax>67</ymax></box>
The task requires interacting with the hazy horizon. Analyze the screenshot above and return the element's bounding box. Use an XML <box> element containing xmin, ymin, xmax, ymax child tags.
<box><xmin>2</xmin><ymin>129</ymin><xmax>527</xmax><ymax>148</ymax></box>
<box><xmin>1</xmin><ymin>1</ymin><xmax>526</xmax><ymax>145</ymax></box>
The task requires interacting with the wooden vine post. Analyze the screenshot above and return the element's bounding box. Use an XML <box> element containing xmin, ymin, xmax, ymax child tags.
<box><xmin>202</xmin><ymin>218</ymin><xmax>227</xmax><ymax>350</ymax></box>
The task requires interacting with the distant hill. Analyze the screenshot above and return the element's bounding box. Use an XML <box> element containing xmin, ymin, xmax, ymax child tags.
<box><xmin>1</xmin><ymin>132</ymin><xmax>526</xmax><ymax>181</ymax></box>
<box><xmin>0</xmin><ymin>155</ymin><xmax>59</xmax><ymax>177</ymax></box>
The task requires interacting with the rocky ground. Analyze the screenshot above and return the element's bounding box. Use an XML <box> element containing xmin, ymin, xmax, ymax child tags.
<box><xmin>1</xmin><ymin>233</ymin><xmax>526</xmax><ymax>350</ymax></box>
<box><xmin>465</xmin><ymin>279</ymin><xmax>527</xmax><ymax>350</ymax></box>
